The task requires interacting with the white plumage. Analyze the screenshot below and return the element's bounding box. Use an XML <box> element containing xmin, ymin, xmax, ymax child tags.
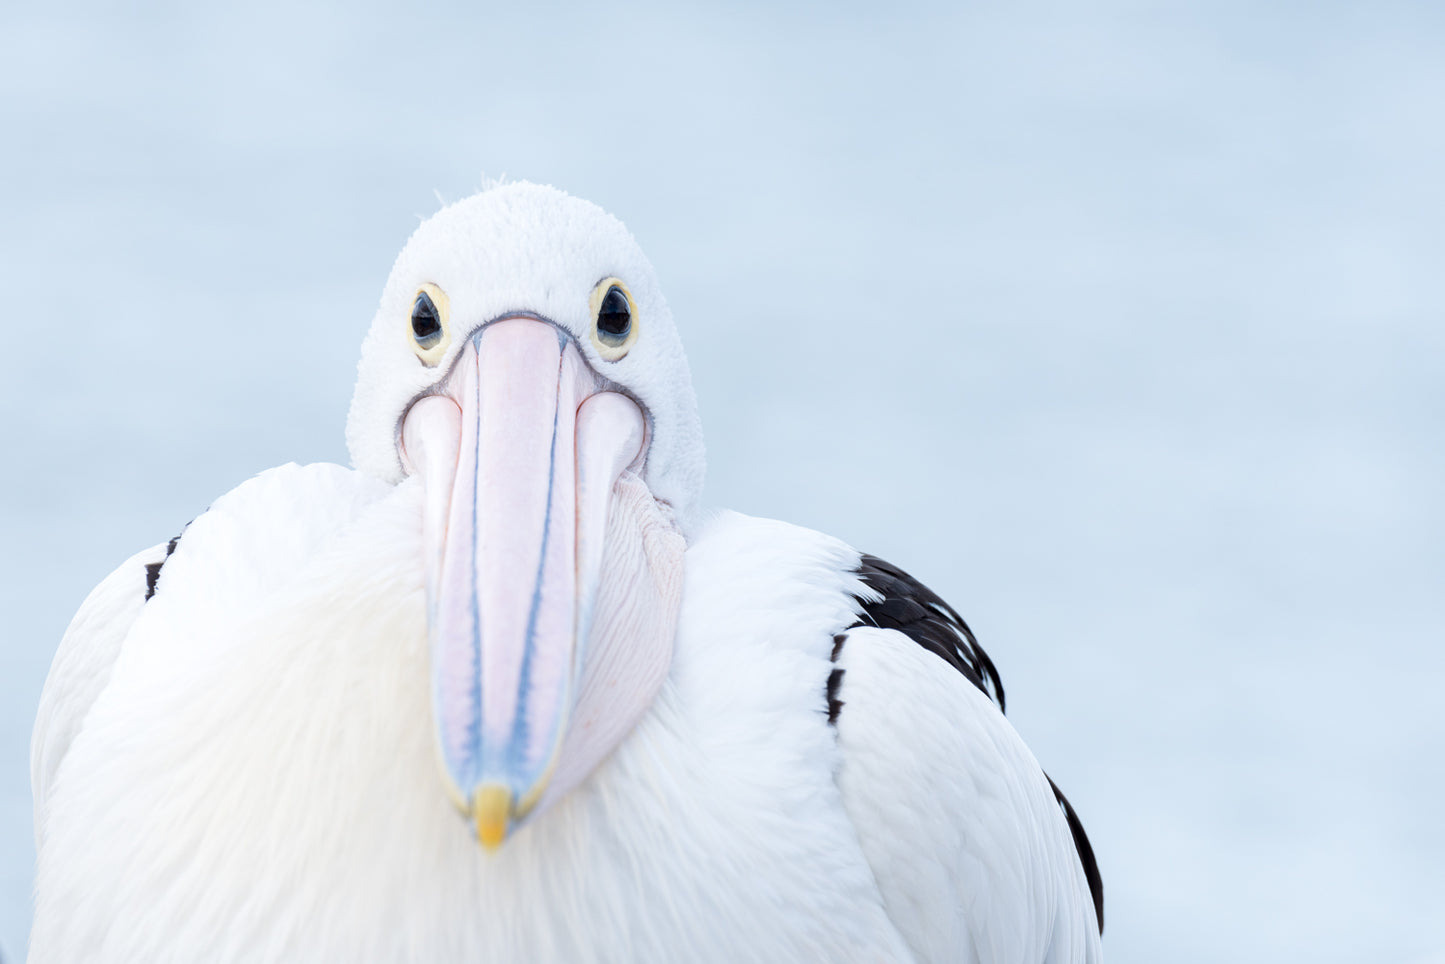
<box><xmin>31</xmin><ymin>183</ymin><xmax>1102</xmax><ymax>963</ymax></box>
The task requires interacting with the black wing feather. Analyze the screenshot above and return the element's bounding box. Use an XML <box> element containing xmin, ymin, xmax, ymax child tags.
<box><xmin>847</xmin><ymin>554</ymin><xmax>1004</xmax><ymax>712</ymax></box>
<box><xmin>143</xmin><ymin>530</ymin><xmax>186</xmax><ymax>601</ymax></box>
<box><xmin>1048</xmin><ymin>775</ymin><xmax>1105</xmax><ymax>933</ymax></box>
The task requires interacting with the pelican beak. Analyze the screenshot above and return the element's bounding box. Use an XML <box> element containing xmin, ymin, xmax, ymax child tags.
<box><xmin>400</xmin><ymin>317</ymin><xmax>650</xmax><ymax>850</ymax></box>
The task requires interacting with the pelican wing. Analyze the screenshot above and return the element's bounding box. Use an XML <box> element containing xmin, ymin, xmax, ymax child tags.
<box><xmin>32</xmin><ymin>540</ymin><xmax>172</xmax><ymax>844</ymax></box>
<box><xmin>830</xmin><ymin>557</ymin><xmax>1103</xmax><ymax>964</ymax></box>
<box><xmin>31</xmin><ymin>463</ymin><xmax>391</xmax><ymax>852</ymax></box>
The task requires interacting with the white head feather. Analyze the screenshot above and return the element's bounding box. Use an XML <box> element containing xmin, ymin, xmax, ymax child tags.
<box><xmin>345</xmin><ymin>182</ymin><xmax>706</xmax><ymax>522</ymax></box>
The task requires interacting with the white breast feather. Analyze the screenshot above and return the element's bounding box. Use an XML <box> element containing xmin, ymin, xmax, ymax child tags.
<box><xmin>31</xmin><ymin>489</ymin><xmax>921</xmax><ymax>963</ymax></box>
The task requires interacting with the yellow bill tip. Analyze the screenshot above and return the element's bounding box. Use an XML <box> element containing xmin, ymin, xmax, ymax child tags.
<box><xmin>472</xmin><ymin>784</ymin><xmax>512</xmax><ymax>852</ymax></box>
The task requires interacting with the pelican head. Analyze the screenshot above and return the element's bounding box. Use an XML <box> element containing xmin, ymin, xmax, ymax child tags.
<box><xmin>346</xmin><ymin>183</ymin><xmax>703</xmax><ymax>849</ymax></box>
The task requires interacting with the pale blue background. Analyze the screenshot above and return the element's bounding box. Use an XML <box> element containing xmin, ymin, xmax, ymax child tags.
<box><xmin>2</xmin><ymin>1</ymin><xmax>1442</xmax><ymax>961</ymax></box>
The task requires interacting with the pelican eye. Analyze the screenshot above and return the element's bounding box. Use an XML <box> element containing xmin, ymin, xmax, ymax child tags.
<box><xmin>588</xmin><ymin>278</ymin><xmax>639</xmax><ymax>362</ymax></box>
<box><xmin>598</xmin><ymin>287</ymin><xmax>631</xmax><ymax>337</ymax></box>
<box><xmin>412</xmin><ymin>295</ymin><xmax>441</xmax><ymax>343</ymax></box>
<box><xmin>409</xmin><ymin>283</ymin><xmax>451</xmax><ymax>366</ymax></box>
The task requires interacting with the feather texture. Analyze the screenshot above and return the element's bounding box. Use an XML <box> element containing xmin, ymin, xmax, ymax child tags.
<box><xmin>32</xmin><ymin>491</ymin><xmax>1100</xmax><ymax>962</ymax></box>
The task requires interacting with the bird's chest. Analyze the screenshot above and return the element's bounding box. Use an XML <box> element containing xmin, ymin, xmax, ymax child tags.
<box><xmin>39</xmin><ymin>515</ymin><xmax>912</xmax><ymax>963</ymax></box>
<box><xmin>315</xmin><ymin>597</ymin><xmax>908</xmax><ymax>963</ymax></box>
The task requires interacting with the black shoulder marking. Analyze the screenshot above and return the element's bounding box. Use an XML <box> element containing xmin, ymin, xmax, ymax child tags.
<box><xmin>847</xmin><ymin>554</ymin><xmax>1005</xmax><ymax>713</ymax></box>
<box><xmin>1048</xmin><ymin>774</ymin><xmax>1104</xmax><ymax>935</ymax></box>
<box><xmin>825</xmin><ymin>667</ymin><xmax>845</xmax><ymax>724</ymax></box>
<box><xmin>143</xmin><ymin>531</ymin><xmax>185</xmax><ymax>602</ymax></box>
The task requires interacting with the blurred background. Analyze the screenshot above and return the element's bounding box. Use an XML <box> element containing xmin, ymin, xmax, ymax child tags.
<box><xmin>2</xmin><ymin>0</ymin><xmax>1442</xmax><ymax>960</ymax></box>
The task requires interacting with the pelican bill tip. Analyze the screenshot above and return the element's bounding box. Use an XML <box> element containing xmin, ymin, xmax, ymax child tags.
<box><xmin>472</xmin><ymin>783</ymin><xmax>513</xmax><ymax>852</ymax></box>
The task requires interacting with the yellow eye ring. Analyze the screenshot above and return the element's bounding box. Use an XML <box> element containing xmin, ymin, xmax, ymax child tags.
<box><xmin>409</xmin><ymin>282</ymin><xmax>451</xmax><ymax>366</ymax></box>
<box><xmin>589</xmin><ymin>278</ymin><xmax>638</xmax><ymax>362</ymax></box>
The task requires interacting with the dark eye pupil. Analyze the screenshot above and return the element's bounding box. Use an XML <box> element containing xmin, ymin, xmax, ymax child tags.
<box><xmin>597</xmin><ymin>286</ymin><xmax>631</xmax><ymax>338</ymax></box>
<box><xmin>412</xmin><ymin>292</ymin><xmax>442</xmax><ymax>346</ymax></box>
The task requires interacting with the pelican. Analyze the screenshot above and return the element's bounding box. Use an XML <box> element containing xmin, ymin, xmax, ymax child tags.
<box><xmin>30</xmin><ymin>183</ymin><xmax>1103</xmax><ymax>963</ymax></box>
